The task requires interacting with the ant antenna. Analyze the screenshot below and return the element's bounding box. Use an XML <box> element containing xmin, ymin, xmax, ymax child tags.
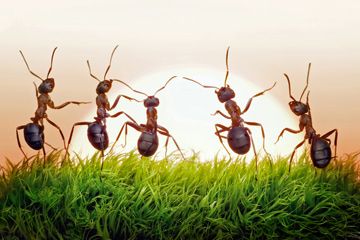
<box><xmin>283</xmin><ymin>73</ymin><xmax>296</xmax><ymax>101</ymax></box>
<box><xmin>299</xmin><ymin>63</ymin><xmax>311</xmax><ymax>102</ymax></box>
<box><xmin>86</xmin><ymin>60</ymin><xmax>101</xmax><ymax>82</ymax></box>
<box><xmin>182</xmin><ymin>77</ymin><xmax>218</xmax><ymax>89</ymax></box>
<box><xmin>111</xmin><ymin>79</ymin><xmax>148</xmax><ymax>97</ymax></box>
<box><xmin>224</xmin><ymin>46</ymin><xmax>230</xmax><ymax>86</ymax></box>
<box><xmin>153</xmin><ymin>76</ymin><xmax>177</xmax><ymax>96</ymax></box>
<box><xmin>46</xmin><ymin>47</ymin><xmax>58</xmax><ymax>79</ymax></box>
<box><xmin>104</xmin><ymin>45</ymin><xmax>119</xmax><ymax>80</ymax></box>
<box><xmin>19</xmin><ymin>50</ymin><xmax>44</xmax><ymax>82</ymax></box>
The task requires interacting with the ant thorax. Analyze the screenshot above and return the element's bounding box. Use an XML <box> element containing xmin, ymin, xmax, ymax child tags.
<box><xmin>96</xmin><ymin>93</ymin><xmax>109</xmax><ymax>109</ymax></box>
<box><xmin>225</xmin><ymin>99</ymin><xmax>243</xmax><ymax>127</ymax></box>
<box><xmin>146</xmin><ymin>107</ymin><xmax>158</xmax><ymax>131</ymax></box>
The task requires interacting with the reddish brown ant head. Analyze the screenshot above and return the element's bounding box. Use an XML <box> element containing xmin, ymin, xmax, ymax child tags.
<box><xmin>215</xmin><ymin>86</ymin><xmax>235</xmax><ymax>103</ymax></box>
<box><xmin>96</xmin><ymin>80</ymin><xmax>113</xmax><ymax>94</ymax></box>
<box><xmin>144</xmin><ymin>96</ymin><xmax>160</xmax><ymax>108</ymax></box>
<box><xmin>289</xmin><ymin>101</ymin><xmax>308</xmax><ymax>116</ymax></box>
<box><xmin>38</xmin><ymin>78</ymin><xmax>55</xmax><ymax>94</ymax></box>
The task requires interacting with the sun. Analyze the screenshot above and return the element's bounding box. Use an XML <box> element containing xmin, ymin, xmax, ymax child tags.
<box><xmin>70</xmin><ymin>67</ymin><xmax>303</xmax><ymax>161</ymax></box>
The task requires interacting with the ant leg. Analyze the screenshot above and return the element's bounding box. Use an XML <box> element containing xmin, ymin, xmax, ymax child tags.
<box><xmin>49</xmin><ymin>101</ymin><xmax>91</xmax><ymax>110</ymax></box>
<box><xmin>321</xmin><ymin>129</ymin><xmax>338</xmax><ymax>160</ymax></box>
<box><xmin>66</xmin><ymin>122</ymin><xmax>91</xmax><ymax>161</ymax></box>
<box><xmin>288</xmin><ymin>139</ymin><xmax>306</xmax><ymax>173</ymax></box>
<box><xmin>110</xmin><ymin>111</ymin><xmax>138</xmax><ymax>124</ymax></box>
<box><xmin>109</xmin><ymin>94</ymin><xmax>141</xmax><ymax>110</ymax></box>
<box><xmin>42</xmin><ymin>145</ymin><xmax>46</xmax><ymax>166</ymax></box>
<box><xmin>275</xmin><ymin>128</ymin><xmax>303</xmax><ymax>143</ymax></box>
<box><xmin>110</xmin><ymin>121</ymin><xmax>142</xmax><ymax>153</ymax></box>
<box><xmin>45</xmin><ymin>118</ymin><xmax>66</xmax><ymax>149</ymax></box>
<box><xmin>157</xmin><ymin>125</ymin><xmax>185</xmax><ymax>160</ymax></box>
<box><xmin>101</xmin><ymin>150</ymin><xmax>105</xmax><ymax>171</ymax></box>
<box><xmin>214</xmin><ymin>124</ymin><xmax>231</xmax><ymax>156</ymax></box>
<box><xmin>245</xmin><ymin>128</ymin><xmax>258</xmax><ymax>179</ymax></box>
<box><xmin>45</xmin><ymin>142</ymin><xmax>57</xmax><ymax>151</ymax></box>
<box><xmin>242</xmin><ymin>82</ymin><xmax>276</xmax><ymax>114</ymax></box>
<box><xmin>244</xmin><ymin>121</ymin><xmax>269</xmax><ymax>155</ymax></box>
<box><xmin>16</xmin><ymin>125</ymin><xmax>28</xmax><ymax>160</ymax></box>
<box><xmin>164</xmin><ymin>136</ymin><xmax>170</xmax><ymax>157</ymax></box>
<box><xmin>211</xmin><ymin>110</ymin><xmax>231</xmax><ymax>119</ymax></box>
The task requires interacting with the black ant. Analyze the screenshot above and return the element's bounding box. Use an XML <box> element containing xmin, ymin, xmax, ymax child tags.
<box><xmin>66</xmin><ymin>46</ymin><xmax>139</xmax><ymax>169</ymax></box>
<box><xmin>183</xmin><ymin>47</ymin><xmax>276</xmax><ymax>172</ymax></box>
<box><xmin>275</xmin><ymin>63</ymin><xmax>338</xmax><ymax>172</ymax></box>
<box><xmin>109</xmin><ymin>76</ymin><xmax>185</xmax><ymax>160</ymax></box>
<box><xmin>16</xmin><ymin>47</ymin><xmax>89</xmax><ymax>161</ymax></box>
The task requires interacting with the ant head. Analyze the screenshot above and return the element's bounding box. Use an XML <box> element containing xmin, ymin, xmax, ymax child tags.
<box><xmin>289</xmin><ymin>101</ymin><xmax>308</xmax><ymax>116</ymax></box>
<box><xmin>38</xmin><ymin>78</ymin><xmax>55</xmax><ymax>94</ymax></box>
<box><xmin>144</xmin><ymin>96</ymin><xmax>160</xmax><ymax>108</ymax></box>
<box><xmin>87</xmin><ymin>45</ymin><xmax>119</xmax><ymax>93</ymax></box>
<box><xmin>96</xmin><ymin>80</ymin><xmax>113</xmax><ymax>94</ymax></box>
<box><xmin>215</xmin><ymin>85</ymin><xmax>235</xmax><ymax>103</ymax></box>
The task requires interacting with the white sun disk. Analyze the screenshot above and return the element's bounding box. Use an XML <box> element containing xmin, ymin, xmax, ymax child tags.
<box><xmin>71</xmin><ymin>67</ymin><xmax>303</xmax><ymax>162</ymax></box>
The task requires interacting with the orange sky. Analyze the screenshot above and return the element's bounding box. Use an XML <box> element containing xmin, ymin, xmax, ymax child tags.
<box><xmin>1</xmin><ymin>0</ymin><xmax>360</xmax><ymax>165</ymax></box>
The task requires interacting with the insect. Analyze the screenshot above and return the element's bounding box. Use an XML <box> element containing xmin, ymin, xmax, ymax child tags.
<box><xmin>183</xmin><ymin>47</ymin><xmax>276</xmax><ymax>172</ymax></box>
<box><xmin>109</xmin><ymin>76</ymin><xmax>185</xmax><ymax>159</ymax></box>
<box><xmin>66</xmin><ymin>46</ymin><xmax>138</xmax><ymax>169</ymax></box>
<box><xmin>275</xmin><ymin>63</ymin><xmax>338</xmax><ymax>172</ymax></box>
<box><xmin>16</xmin><ymin>47</ymin><xmax>89</xmax><ymax>160</ymax></box>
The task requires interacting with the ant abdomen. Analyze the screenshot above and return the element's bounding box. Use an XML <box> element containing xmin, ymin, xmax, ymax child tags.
<box><xmin>87</xmin><ymin>122</ymin><xmax>109</xmax><ymax>151</ymax></box>
<box><xmin>227</xmin><ymin>127</ymin><xmax>251</xmax><ymax>155</ymax></box>
<box><xmin>24</xmin><ymin>123</ymin><xmax>44</xmax><ymax>150</ymax></box>
<box><xmin>310</xmin><ymin>137</ymin><xmax>332</xmax><ymax>168</ymax></box>
<box><xmin>137</xmin><ymin>132</ymin><xmax>159</xmax><ymax>157</ymax></box>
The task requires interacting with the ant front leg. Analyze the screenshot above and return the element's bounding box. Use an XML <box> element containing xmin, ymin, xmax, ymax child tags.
<box><xmin>288</xmin><ymin>139</ymin><xmax>306</xmax><ymax>173</ymax></box>
<box><xmin>242</xmin><ymin>82</ymin><xmax>276</xmax><ymax>114</ymax></box>
<box><xmin>109</xmin><ymin>94</ymin><xmax>141</xmax><ymax>111</ymax></box>
<box><xmin>48</xmin><ymin>100</ymin><xmax>90</xmax><ymax>110</ymax></box>
<box><xmin>211</xmin><ymin>110</ymin><xmax>231</xmax><ymax>119</ymax></box>
<box><xmin>157</xmin><ymin>125</ymin><xmax>185</xmax><ymax>160</ymax></box>
<box><xmin>110</xmin><ymin>111</ymin><xmax>138</xmax><ymax>125</ymax></box>
<box><xmin>16</xmin><ymin>125</ymin><xmax>28</xmax><ymax>160</ymax></box>
<box><xmin>245</xmin><ymin>127</ymin><xmax>258</xmax><ymax>179</ymax></box>
<box><xmin>321</xmin><ymin>129</ymin><xmax>338</xmax><ymax>160</ymax></box>
<box><xmin>214</xmin><ymin>124</ymin><xmax>231</xmax><ymax>156</ymax></box>
<box><xmin>45</xmin><ymin>117</ymin><xmax>66</xmax><ymax>149</ymax></box>
<box><xmin>110</xmin><ymin>121</ymin><xmax>143</xmax><ymax>153</ymax></box>
<box><xmin>275</xmin><ymin>127</ymin><xmax>303</xmax><ymax>143</ymax></box>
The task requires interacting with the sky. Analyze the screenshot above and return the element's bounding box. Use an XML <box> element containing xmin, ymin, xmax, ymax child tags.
<box><xmin>1</xmin><ymin>0</ymin><xmax>360</xmax><ymax>165</ymax></box>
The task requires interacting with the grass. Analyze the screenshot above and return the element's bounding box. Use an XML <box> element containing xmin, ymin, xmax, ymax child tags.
<box><xmin>0</xmin><ymin>151</ymin><xmax>359</xmax><ymax>239</ymax></box>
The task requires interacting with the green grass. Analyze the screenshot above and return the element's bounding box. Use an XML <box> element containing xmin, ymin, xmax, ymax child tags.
<box><xmin>0</xmin><ymin>151</ymin><xmax>359</xmax><ymax>239</ymax></box>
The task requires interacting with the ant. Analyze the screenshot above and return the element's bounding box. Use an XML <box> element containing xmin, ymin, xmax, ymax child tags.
<box><xmin>66</xmin><ymin>46</ymin><xmax>138</xmax><ymax>169</ymax></box>
<box><xmin>275</xmin><ymin>63</ymin><xmax>338</xmax><ymax>172</ymax></box>
<box><xmin>109</xmin><ymin>76</ymin><xmax>185</xmax><ymax>160</ymax></box>
<box><xmin>183</xmin><ymin>47</ymin><xmax>276</xmax><ymax>172</ymax></box>
<box><xmin>16</xmin><ymin>47</ymin><xmax>89</xmax><ymax>161</ymax></box>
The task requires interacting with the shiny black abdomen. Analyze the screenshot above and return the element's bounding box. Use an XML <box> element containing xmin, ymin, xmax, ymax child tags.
<box><xmin>138</xmin><ymin>132</ymin><xmax>159</xmax><ymax>157</ymax></box>
<box><xmin>227</xmin><ymin>127</ymin><xmax>251</xmax><ymax>155</ymax></box>
<box><xmin>311</xmin><ymin>138</ymin><xmax>332</xmax><ymax>168</ymax></box>
<box><xmin>87</xmin><ymin>122</ymin><xmax>109</xmax><ymax>150</ymax></box>
<box><xmin>24</xmin><ymin>123</ymin><xmax>44</xmax><ymax>150</ymax></box>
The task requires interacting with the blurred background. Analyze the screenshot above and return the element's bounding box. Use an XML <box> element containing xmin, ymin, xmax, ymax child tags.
<box><xmin>1</xmin><ymin>0</ymin><xmax>359</xmax><ymax>165</ymax></box>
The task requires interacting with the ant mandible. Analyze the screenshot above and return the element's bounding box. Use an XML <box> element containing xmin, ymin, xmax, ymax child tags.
<box><xmin>275</xmin><ymin>63</ymin><xmax>338</xmax><ymax>172</ymax></box>
<box><xmin>109</xmin><ymin>76</ymin><xmax>185</xmax><ymax>160</ymax></box>
<box><xmin>16</xmin><ymin>47</ymin><xmax>89</xmax><ymax>161</ymax></box>
<box><xmin>66</xmin><ymin>46</ymin><xmax>138</xmax><ymax>169</ymax></box>
<box><xmin>183</xmin><ymin>47</ymin><xmax>276</xmax><ymax>172</ymax></box>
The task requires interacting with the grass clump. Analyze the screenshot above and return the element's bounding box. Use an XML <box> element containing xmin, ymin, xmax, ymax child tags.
<box><xmin>0</xmin><ymin>151</ymin><xmax>359</xmax><ymax>239</ymax></box>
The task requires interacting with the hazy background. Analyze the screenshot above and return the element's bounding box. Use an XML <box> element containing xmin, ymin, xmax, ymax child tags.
<box><xmin>1</xmin><ymin>0</ymin><xmax>360</xmax><ymax>165</ymax></box>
